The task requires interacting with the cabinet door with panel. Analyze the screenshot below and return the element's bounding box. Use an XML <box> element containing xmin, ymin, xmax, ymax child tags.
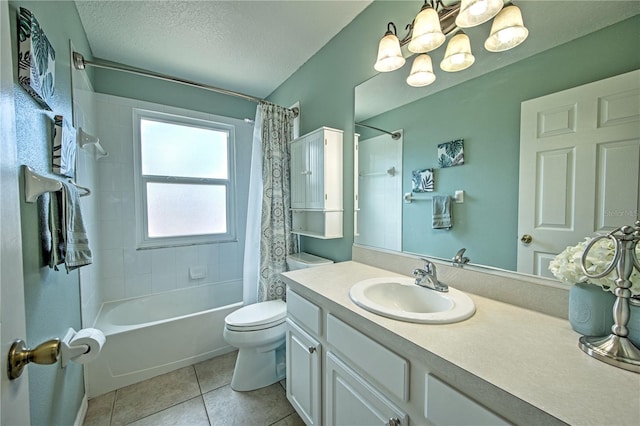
<box><xmin>286</xmin><ymin>319</ymin><xmax>321</xmax><ymax>425</ymax></box>
<box><xmin>325</xmin><ymin>352</ymin><xmax>408</xmax><ymax>426</ymax></box>
<box><xmin>290</xmin><ymin>138</ymin><xmax>308</xmax><ymax>209</ymax></box>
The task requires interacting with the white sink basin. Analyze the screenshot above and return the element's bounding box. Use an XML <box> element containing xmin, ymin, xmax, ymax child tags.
<box><xmin>349</xmin><ymin>277</ymin><xmax>475</xmax><ymax>324</ymax></box>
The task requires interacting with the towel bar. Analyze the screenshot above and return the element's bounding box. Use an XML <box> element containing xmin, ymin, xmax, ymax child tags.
<box><xmin>23</xmin><ymin>166</ymin><xmax>91</xmax><ymax>203</ymax></box>
<box><xmin>404</xmin><ymin>190</ymin><xmax>464</xmax><ymax>204</ymax></box>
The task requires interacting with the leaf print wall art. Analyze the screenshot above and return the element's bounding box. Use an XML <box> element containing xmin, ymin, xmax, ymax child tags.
<box><xmin>437</xmin><ymin>139</ymin><xmax>464</xmax><ymax>168</ymax></box>
<box><xmin>412</xmin><ymin>168</ymin><xmax>434</xmax><ymax>193</ymax></box>
<box><xmin>17</xmin><ymin>7</ymin><xmax>55</xmax><ymax>110</ymax></box>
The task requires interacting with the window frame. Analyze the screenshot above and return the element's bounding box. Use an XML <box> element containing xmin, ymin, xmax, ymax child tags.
<box><xmin>133</xmin><ymin>108</ymin><xmax>237</xmax><ymax>249</ymax></box>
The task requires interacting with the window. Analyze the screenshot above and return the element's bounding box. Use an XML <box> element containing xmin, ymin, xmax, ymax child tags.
<box><xmin>133</xmin><ymin>109</ymin><xmax>236</xmax><ymax>248</ymax></box>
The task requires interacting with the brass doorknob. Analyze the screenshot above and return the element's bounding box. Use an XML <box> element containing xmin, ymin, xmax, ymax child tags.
<box><xmin>7</xmin><ymin>338</ymin><xmax>60</xmax><ymax>380</ymax></box>
<box><xmin>521</xmin><ymin>234</ymin><xmax>533</xmax><ymax>244</ymax></box>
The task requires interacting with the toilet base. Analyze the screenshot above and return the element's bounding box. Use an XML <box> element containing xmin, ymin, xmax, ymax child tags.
<box><xmin>231</xmin><ymin>342</ymin><xmax>286</xmax><ymax>391</ymax></box>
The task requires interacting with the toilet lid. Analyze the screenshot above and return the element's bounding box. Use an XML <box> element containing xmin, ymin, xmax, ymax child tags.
<box><xmin>225</xmin><ymin>299</ymin><xmax>286</xmax><ymax>328</ymax></box>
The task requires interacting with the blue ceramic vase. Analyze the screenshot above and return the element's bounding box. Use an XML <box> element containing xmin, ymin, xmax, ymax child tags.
<box><xmin>569</xmin><ymin>282</ymin><xmax>640</xmax><ymax>347</ymax></box>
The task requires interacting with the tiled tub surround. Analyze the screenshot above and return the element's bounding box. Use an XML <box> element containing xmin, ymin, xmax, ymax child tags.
<box><xmin>281</xmin><ymin>255</ymin><xmax>640</xmax><ymax>425</ymax></box>
<box><xmin>92</xmin><ymin>93</ymin><xmax>252</xmax><ymax>303</ymax></box>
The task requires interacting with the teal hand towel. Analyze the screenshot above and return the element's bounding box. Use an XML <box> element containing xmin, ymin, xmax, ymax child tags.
<box><xmin>432</xmin><ymin>195</ymin><xmax>452</xmax><ymax>229</ymax></box>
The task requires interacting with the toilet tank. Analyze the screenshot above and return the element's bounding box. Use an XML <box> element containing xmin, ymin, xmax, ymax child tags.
<box><xmin>286</xmin><ymin>252</ymin><xmax>333</xmax><ymax>271</ymax></box>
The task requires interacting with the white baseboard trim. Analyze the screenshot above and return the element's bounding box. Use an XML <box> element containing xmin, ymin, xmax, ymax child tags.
<box><xmin>74</xmin><ymin>394</ymin><xmax>88</xmax><ymax>426</ymax></box>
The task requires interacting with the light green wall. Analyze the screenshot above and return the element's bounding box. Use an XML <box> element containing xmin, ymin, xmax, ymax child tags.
<box><xmin>9</xmin><ymin>1</ymin><xmax>93</xmax><ymax>424</ymax></box>
<box><xmin>269</xmin><ymin>2</ymin><xmax>640</xmax><ymax>264</ymax></box>
<box><xmin>269</xmin><ymin>1</ymin><xmax>406</xmax><ymax>261</ymax></box>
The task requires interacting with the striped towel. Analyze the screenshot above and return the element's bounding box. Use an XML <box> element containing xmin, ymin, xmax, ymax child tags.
<box><xmin>432</xmin><ymin>195</ymin><xmax>452</xmax><ymax>230</ymax></box>
<box><xmin>47</xmin><ymin>191</ymin><xmax>65</xmax><ymax>270</ymax></box>
<box><xmin>60</xmin><ymin>181</ymin><xmax>92</xmax><ymax>271</ymax></box>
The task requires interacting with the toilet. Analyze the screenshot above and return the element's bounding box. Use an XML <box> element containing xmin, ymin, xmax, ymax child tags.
<box><xmin>223</xmin><ymin>252</ymin><xmax>333</xmax><ymax>391</ymax></box>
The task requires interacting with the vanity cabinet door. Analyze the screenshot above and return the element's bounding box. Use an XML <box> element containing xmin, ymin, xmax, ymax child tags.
<box><xmin>286</xmin><ymin>319</ymin><xmax>321</xmax><ymax>425</ymax></box>
<box><xmin>325</xmin><ymin>352</ymin><xmax>408</xmax><ymax>426</ymax></box>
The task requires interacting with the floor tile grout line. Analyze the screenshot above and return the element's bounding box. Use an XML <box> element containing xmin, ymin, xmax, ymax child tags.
<box><xmin>109</xmin><ymin>390</ymin><xmax>117</xmax><ymax>426</ymax></box>
<box><xmin>120</xmin><ymin>395</ymin><xmax>206</xmax><ymax>426</ymax></box>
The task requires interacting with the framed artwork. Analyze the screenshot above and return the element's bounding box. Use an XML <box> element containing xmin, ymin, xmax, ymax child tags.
<box><xmin>52</xmin><ymin>115</ymin><xmax>76</xmax><ymax>178</ymax></box>
<box><xmin>17</xmin><ymin>7</ymin><xmax>55</xmax><ymax>110</ymax></box>
<box><xmin>412</xmin><ymin>168</ymin><xmax>434</xmax><ymax>193</ymax></box>
<box><xmin>437</xmin><ymin>139</ymin><xmax>464</xmax><ymax>168</ymax></box>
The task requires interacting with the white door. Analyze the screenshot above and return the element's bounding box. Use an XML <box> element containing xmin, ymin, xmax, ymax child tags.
<box><xmin>354</xmin><ymin>131</ymin><xmax>402</xmax><ymax>251</ymax></box>
<box><xmin>0</xmin><ymin>1</ymin><xmax>31</xmax><ymax>424</ymax></box>
<box><xmin>518</xmin><ymin>70</ymin><xmax>640</xmax><ymax>277</ymax></box>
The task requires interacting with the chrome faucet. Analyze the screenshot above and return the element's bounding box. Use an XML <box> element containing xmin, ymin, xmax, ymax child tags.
<box><xmin>413</xmin><ymin>258</ymin><xmax>448</xmax><ymax>292</ymax></box>
<box><xmin>452</xmin><ymin>248</ymin><xmax>470</xmax><ymax>267</ymax></box>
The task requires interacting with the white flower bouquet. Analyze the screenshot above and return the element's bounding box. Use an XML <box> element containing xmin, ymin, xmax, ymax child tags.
<box><xmin>549</xmin><ymin>237</ymin><xmax>640</xmax><ymax>296</ymax></box>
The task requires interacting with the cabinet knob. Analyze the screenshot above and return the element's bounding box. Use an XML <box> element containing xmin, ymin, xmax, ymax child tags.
<box><xmin>387</xmin><ymin>418</ymin><xmax>401</xmax><ymax>426</ymax></box>
<box><xmin>308</xmin><ymin>346</ymin><xmax>316</xmax><ymax>354</ymax></box>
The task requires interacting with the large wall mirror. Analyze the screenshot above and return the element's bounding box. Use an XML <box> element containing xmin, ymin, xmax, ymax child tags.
<box><xmin>354</xmin><ymin>1</ymin><xmax>640</xmax><ymax>278</ymax></box>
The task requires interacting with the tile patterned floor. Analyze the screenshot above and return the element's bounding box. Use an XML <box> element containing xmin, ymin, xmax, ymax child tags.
<box><xmin>83</xmin><ymin>351</ymin><xmax>304</xmax><ymax>426</ymax></box>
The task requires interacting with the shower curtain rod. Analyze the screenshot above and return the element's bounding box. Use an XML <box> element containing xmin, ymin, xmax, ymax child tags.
<box><xmin>72</xmin><ymin>52</ymin><xmax>299</xmax><ymax>117</ymax></box>
<box><xmin>355</xmin><ymin>122</ymin><xmax>401</xmax><ymax>140</ymax></box>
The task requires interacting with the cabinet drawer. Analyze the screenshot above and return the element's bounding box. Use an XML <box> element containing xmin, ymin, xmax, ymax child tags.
<box><xmin>326</xmin><ymin>314</ymin><xmax>408</xmax><ymax>401</ymax></box>
<box><xmin>287</xmin><ymin>289</ymin><xmax>322</xmax><ymax>335</ymax></box>
<box><xmin>425</xmin><ymin>374</ymin><xmax>509</xmax><ymax>425</ymax></box>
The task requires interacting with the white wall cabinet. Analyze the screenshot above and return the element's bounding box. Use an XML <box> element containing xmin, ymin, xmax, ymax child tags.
<box><xmin>290</xmin><ymin>127</ymin><xmax>343</xmax><ymax>239</ymax></box>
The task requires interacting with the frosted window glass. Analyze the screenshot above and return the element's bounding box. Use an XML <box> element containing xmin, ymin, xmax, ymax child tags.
<box><xmin>146</xmin><ymin>183</ymin><xmax>227</xmax><ymax>237</ymax></box>
<box><xmin>140</xmin><ymin>119</ymin><xmax>228</xmax><ymax>179</ymax></box>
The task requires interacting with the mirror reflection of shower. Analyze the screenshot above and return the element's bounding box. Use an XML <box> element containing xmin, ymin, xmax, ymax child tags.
<box><xmin>355</xmin><ymin>127</ymin><xmax>403</xmax><ymax>251</ymax></box>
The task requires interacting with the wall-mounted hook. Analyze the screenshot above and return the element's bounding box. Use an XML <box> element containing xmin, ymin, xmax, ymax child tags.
<box><xmin>77</xmin><ymin>128</ymin><xmax>108</xmax><ymax>159</ymax></box>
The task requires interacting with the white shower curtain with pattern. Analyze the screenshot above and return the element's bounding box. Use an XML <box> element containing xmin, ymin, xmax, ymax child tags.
<box><xmin>243</xmin><ymin>103</ymin><xmax>298</xmax><ymax>303</ymax></box>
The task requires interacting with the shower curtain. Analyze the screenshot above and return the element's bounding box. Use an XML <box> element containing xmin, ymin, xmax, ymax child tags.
<box><xmin>243</xmin><ymin>102</ymin><xmax>298</xmax><ymax>303</ymax></box>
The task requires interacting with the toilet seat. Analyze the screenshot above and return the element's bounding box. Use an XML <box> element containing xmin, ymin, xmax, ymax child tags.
<box><xmin>225</xmin><ymin>299</ymin><xmax>286</xmax><ymax>332</ymax></box>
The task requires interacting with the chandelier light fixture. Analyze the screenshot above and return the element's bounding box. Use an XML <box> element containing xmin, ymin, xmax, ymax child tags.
<box><xmin>374</xmin><ymin>0</ymin><xmax>529</xmax><ymax>87</ymax></box>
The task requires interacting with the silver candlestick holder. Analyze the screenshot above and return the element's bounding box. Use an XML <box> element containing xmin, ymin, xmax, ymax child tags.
<box><xmin>579</xmin><ymin>220</ymin><xmax>640</xmax><ymax>373</ymax></box>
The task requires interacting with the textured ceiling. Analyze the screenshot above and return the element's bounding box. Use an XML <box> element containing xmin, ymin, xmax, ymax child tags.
<box><xmin>75</xmin><ymin>0</ymin><xmax>373</xmax><ymax>99</ymax></box>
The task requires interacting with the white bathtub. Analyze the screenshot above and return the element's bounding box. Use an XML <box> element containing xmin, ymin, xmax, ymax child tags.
<box><xmin>86</xmin><ymin>281</ymin><xmax>242</xmax><ymax>397</ymax></box>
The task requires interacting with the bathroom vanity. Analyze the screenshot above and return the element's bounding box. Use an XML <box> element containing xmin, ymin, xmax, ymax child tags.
<box><xmin>281</xmin><ymin>258</ymin><xmax>640</xmax><ymax>425</ymax></box>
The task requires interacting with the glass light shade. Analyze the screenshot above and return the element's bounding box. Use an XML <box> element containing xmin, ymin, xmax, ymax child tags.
<box><xmin>484</xmin><ymin>5</ymin><xmax>529</xmax><ymax>52</ymax></box>
<box><xmin>406</xmin><ymin>54</ymin><xmax>436</xmax><ymax>87</ymax></box>
<box><xmin>440</xmin><ymin>33</ymin><xmax>475</xmax><ymax>72</ymax></box>
<box><xmin>455</xmin><ymin>0</ymin><xmax>503</xmax><ymax>28</ymax></box>
<box><xmin>407</xmin><ymin>6</ymin><xmax>445</xmax><ymax>53</ymax></box>
<box><xmin>374</xmin><ymin>32</ymin><xmax>406</xmax><ymax>72</ymax></box>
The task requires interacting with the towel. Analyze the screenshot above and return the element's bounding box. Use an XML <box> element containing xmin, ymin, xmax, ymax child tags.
<box><xmin>60</xmin><ymin>181</ymin><xmax>92</xmax><ymax>271</ymax></box>
<box><xmin>432</xmin><ymin>195</ymin><xmax>452</xmax><ymax>230</ymax></box>
<box><xmin>47</xmin><ymin>190</ymin><xmax>65</xmax><ymax>270</ymax></box>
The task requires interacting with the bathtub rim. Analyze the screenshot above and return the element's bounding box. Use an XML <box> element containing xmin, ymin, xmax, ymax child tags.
<box><xmin>93</xmin><ymin>280</ymin><xmax>243</xmax><ymax>336</ymax></box>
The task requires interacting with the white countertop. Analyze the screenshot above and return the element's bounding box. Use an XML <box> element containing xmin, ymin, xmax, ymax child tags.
<box><xmin>281</xmin><ymin>261</ymin><xmax>640</xmax><ymax>426</ymax></box>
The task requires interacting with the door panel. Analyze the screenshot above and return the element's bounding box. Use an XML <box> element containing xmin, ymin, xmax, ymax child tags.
<box><xmin>518</xmin><ymin>70</ymin><xmax>640</xmax><ymax>276</ymax></box>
